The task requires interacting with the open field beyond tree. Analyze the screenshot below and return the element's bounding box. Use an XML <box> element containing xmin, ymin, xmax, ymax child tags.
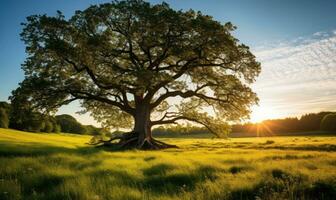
<box><xmin>0</xmin><ymin>128</ymin><xmax>336</xmax><ymax>200</ymax></box>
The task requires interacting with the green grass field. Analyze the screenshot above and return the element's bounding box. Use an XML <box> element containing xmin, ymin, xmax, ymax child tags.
<box><xmin>0</xmin><ymin>128</ymin><xmax>336</xmax><ymax>200</ymax></box>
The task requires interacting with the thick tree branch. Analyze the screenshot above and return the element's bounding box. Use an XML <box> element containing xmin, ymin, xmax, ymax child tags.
<box><xmin>144</xmin><ymin>57</ymin><xmax>199</xmax><ymax>101</ymax></box>
<box><xmin>150</xmin><ymin>83</ymin><xmax>222</xmax><ymax>109</ymax></box>
<box><xmin>68</xmin><ymin>90</ymin><xmax>134</xmax><ymax>115</ymax></box>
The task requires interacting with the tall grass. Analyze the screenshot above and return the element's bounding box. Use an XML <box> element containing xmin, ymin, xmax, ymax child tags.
<box><xmin>0</xmin><ymin>128</ymin><xmax>335</xmax><ymax>199</ymax></box>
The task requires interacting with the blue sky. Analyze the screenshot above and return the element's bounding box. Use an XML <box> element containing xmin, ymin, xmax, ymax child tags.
<box><xmin>1</xmin><ymin>0</ymin><xmax>336</xmax><ymax>125</ymax></box>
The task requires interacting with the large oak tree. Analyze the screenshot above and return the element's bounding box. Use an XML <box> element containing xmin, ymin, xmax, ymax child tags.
<box><xmin>16</xmin><ymin>0</ymin><xmax>260</xmax><ymax>149</ymax></box>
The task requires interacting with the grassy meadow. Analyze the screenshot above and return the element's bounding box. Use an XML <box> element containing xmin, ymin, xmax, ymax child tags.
<box><xmin>0</xmin><ymin>128</ymin><xmax>336</xmax><ymax>200</ymax></box>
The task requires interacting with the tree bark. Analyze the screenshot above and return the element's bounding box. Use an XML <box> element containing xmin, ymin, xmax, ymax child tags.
<box><xmin>88</xmin><ymin>100</ymin><xmax>178</xmax><ymax>150</ymax></box>
<box><xmin>133</xmin><ymin>103</ymin><xmax>152</xmax><ymax>147</ymax></box>
<box><xmin>132</xmin><ymin>105</ymin><xmax>178</xmax><ymax>149</ymax></box>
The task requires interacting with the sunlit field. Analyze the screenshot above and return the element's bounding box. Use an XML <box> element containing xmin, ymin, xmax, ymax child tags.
<box><xmin>1</xmin><ymin>128</ymin><xmax>336</xmax><ymax>200</ymax></box>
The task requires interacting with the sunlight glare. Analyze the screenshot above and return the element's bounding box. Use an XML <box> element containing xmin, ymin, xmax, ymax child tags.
<box><xmin>250</xmin><ymin>105</ymin><xmax>273</xmax><ymax>123</ymax></box>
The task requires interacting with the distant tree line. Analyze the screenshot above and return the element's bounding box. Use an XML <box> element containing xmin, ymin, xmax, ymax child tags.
<box><xmin>1</xmin><ymin>98</ymin><xmax>334</xmax><ymax>137</ymax></box>
<box><xmin>153</xmin><ymin>124</ymin><xmax>208</xmax><ymax>136</ymax></box>
<box><xmin>232</xmin><ymin>112</ymin><xmax>336</xmax><ymax>136</ymax></box>
<box><xmin>0</xmin><ymin>101</ymin><xmax>108</xmax><ymax>135</ymax></box>
<box><xmin>152</xmin><ymin>112</ymin><xmax>336</xmax><ymax>137</ymax></box>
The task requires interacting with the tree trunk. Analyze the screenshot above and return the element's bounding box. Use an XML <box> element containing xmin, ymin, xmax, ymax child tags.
<box><xmin>133</xmin><ymin>104</ymin><xmax>152</xmax><ymax>148</ymax></box>
<box><xmin>131</xmin><ymin>104</ymin><xmax>177</xmax><ymax>149</ymax></box>
<box><xmin>88</xmin><ymin>100</ymin><xmax>178</xmax><ymax>150</ymax></box>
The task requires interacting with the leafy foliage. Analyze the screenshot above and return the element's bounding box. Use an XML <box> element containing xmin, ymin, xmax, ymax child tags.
<box><xmin>0</xmin><ymin>101</ymin><xmax>103</xmax><ymax>135</ymax></box>
<box><xmin>300</xmin><ymin>112</ymin><xmax>332</xmax><ymax>131</ymax></box>
<box><xmin>320</xmin><ymin>114</ymin><xmax>336</xmax><ymax>131</ymax></box>
<box><xmin>16</xmin><ymin>0</ymin><xmax>260</xmax><ymax>140</ymax></box>
<box><xmin>0</xmin><ymin>108</ymin><xmax>9</xmax><ymax>128</ymax></box>
<box><xmin>0</xmin><ymin>102</ymin><xmax>11</xmax><ymax>112</ymax></box>
<box><xmin>0</xmin><ymin>102</ymin><xmax>10</xmax><ymax>128</ymax></box>
<box><xmin>55</xmin><ymin>114</ymin><xmax>87</xmax><ymax>134</ymax></box>
<box><xmin>232</xmin><ymin>112</ymin><xmax>335</xmax><ymax>136</ymax></box>
<box><xmin>55</xmin><ymin>114</ymin><xmax>109</xmax><ymax>135</ymax></box>
<box><xmin>8</xmin><ymin>86</ymin><xmax>49</xmax><ymax>132</ymax></box>
<box><xmin>154</xmin><ymin>111</ymin><xmax>336</xmax><ymax>137</ymax></box>
<box><xmin>84</xmin><ymin>125</ymin><xmax>109</xmax><ymax>136</ymax></box>
<box><xmin>153</xmin><ymin>124</ymin><xmax>208</xmax><ymax>136</ymax></box>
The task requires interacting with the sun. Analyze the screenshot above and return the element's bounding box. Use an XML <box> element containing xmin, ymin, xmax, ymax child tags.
<box><xmin>250</xmin><ymin>105</ymin><xmax>273</xmax><ymax>123</ymax></box>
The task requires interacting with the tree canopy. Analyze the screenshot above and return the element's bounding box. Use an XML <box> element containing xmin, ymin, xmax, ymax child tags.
<box><xmin>15</xmin><ymin>0</ymin><xmax>260</xmax><ymax>149</ymax></box>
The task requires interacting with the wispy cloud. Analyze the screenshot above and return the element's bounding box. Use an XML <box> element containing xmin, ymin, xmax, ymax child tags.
<box><xmin>252</xmin><ymin>30</ymin><xmax>336</xmax><ymax>119</ymax></box>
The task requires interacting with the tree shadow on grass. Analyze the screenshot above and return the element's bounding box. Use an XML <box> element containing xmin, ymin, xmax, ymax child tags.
<box><xmin>87</xmin><ymin>164</ymin><xmax>220</xmax><ymax>195</ymax></box>
<box><xmin>143</xmin><ymin>156</ymin><xmax>156</xmax><ymax>161</ymax></box>
<box><xmin>262</xmin><ymin>154</ymin><xmax>315</xmax><ymax>161</ymax></box>
<box><xmin>255</xmin><ymin>144</ymin><xmax>336</xmax><ymax>152</ymax></box>
<box><xmin>228</xmin><ymin>166</ymin><xmax>248</xmax><ymax>174</ymax></box>
<box><xmin>21</xmin><ymin>174</ymin><xmax>66</xmax><ymax>195</ymax></box>
<box><xmin>0</xmin><ymin>164</ymin><xmax>72</xmax><ymax>200</ymax></box>
<box><xmin>142</xmin><ymin>164</ymin><xmax>218</xmax><ymax>194</ymax></box>
<box><xmin>88</xmin><ymin>168</ymin><xmax>140</xmax><ymax>188</ymax></box>
<box><xmin>0</xmin><ymin>141</ymin><xmax>101</xmax><ymax>158</ymax></box>
<box><xmin>143</xmin><ymin>163</ymin><xmax>173</xmax><ymax>176</ymax></box>
<box><xmin>229</xmin><ymin>169</ymin><xmax>336</xmax><ymax>200</ymax></box>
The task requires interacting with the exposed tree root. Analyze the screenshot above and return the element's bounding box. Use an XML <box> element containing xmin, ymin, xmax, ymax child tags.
<box><xmin>87</xmin><ymin>132</ymin><xmax>178</xmax><ymax>150</ymax></box>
